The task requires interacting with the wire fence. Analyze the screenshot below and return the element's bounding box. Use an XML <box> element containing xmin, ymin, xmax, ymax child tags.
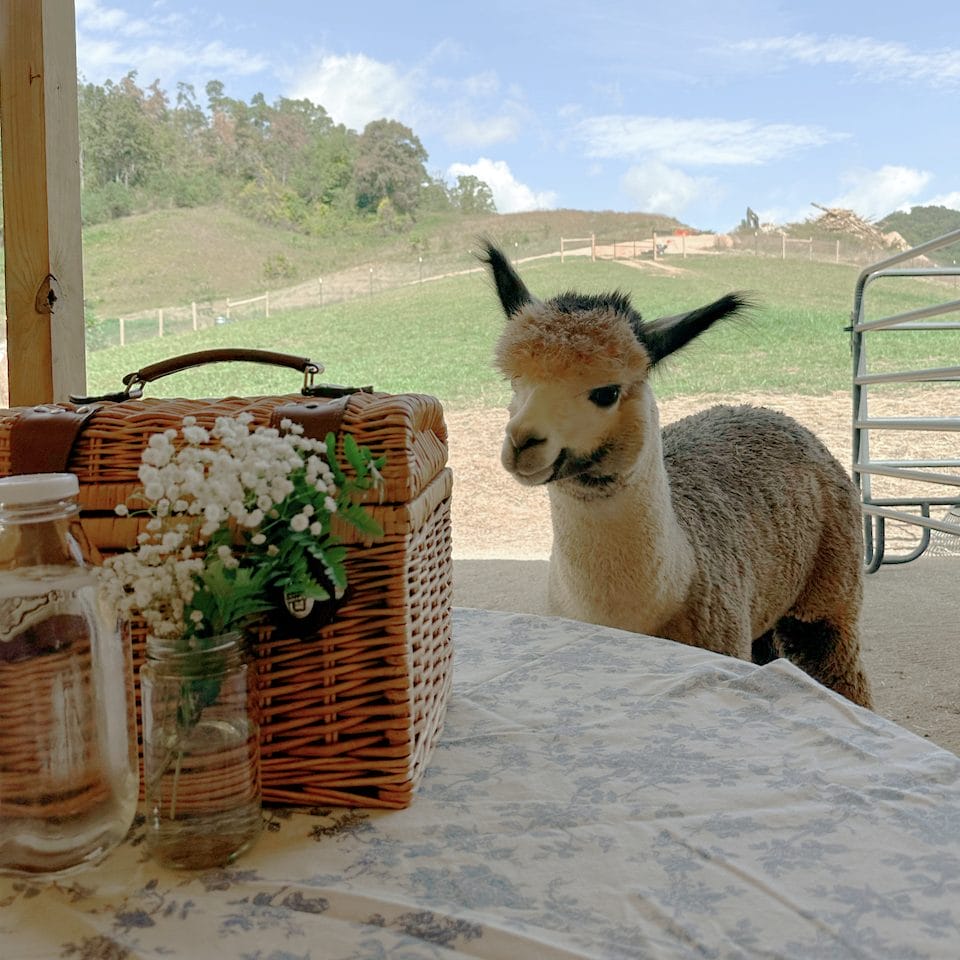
<box><xmin>85</xmin><ymin>230</ymin><xmax>942</xmax><ymax>352</ymax></box>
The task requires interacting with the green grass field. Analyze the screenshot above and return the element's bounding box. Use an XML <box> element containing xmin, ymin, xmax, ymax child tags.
<box><xmin>85</xmin><ymin>252</ymin><xmax>959</xmax><ymax>410</ymax></box>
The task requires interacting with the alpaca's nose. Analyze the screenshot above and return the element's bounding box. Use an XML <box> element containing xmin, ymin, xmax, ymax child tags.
<box><xmin>511</xmin><ymin>433</ymin><xmax>545</xmax><ymax>456</ymax></box>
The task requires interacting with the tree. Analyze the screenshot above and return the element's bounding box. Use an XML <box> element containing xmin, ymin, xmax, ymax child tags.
<box><xmin>78</xmin><ymin>71</ymin><xmax>163</xmax><ymax>189</ymax></box>
<box><xmin>449</xmin><ymin>174</ymin><xmax>496</xmax><ymax>214</ymax></box>
<box><xmin>353</xmin><ymin>119</ymin><xmax>428</xmax><ymax>216</ymax></box>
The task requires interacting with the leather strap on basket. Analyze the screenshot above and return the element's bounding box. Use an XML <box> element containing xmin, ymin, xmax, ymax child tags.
<box><xmin>270</xmin><ymin>396</ymin><xmax>351</xmax><ymax>440</ymax></box>
<box><xmin>9</xmin><ymin>405</ymin><xmax>99</xmax><ymax>474</ymax></box>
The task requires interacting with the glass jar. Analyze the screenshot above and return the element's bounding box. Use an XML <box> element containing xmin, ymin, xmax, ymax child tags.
<box><xmin>0</xmin><ymin>472</ymin><xmax>138</xmax><ymax>877</ymax></box>
<box><xmin>140</xmin><ymin>631</ymin><xmax>262</xmax><ymax>869</ymax></box>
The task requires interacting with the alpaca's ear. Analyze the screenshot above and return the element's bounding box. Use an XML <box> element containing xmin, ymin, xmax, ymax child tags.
<box><xmin>477</xmin><ymin>240</ymin><xmax>537</xmax><ymax>318</ymax></box>
<box><xmin>641</xmin><ymin>292</ymin><xmax>752</xmax><ymax>365</ymax></box>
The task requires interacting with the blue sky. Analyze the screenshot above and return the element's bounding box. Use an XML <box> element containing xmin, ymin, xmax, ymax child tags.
<box><xmin>75</xmin><ymin>0</ymin><xmax>960</xmax><ymax>232</ymax></box>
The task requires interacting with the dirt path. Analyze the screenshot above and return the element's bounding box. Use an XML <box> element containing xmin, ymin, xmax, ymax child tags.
<box><xmin>446</xmin><ymin>390</ymin><xmax>958</xmax><ymax>559</ymax></box>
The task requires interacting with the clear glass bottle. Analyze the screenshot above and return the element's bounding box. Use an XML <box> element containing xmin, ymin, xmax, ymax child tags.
<box><xmin>141</xmin><ymin>631</ymin><xmax>262</xmax><ymax>869</ymax></box>
<box><xmin>0</xmin><ymin>472</ymin><xmax>138</xmax><ymax>877</ymax></box>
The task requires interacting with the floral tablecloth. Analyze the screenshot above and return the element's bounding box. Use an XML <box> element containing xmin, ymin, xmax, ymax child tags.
<box><xmin>3</xmin><ymin>606</ymin><xmax>960</xmax><ymax>959</ymax></box>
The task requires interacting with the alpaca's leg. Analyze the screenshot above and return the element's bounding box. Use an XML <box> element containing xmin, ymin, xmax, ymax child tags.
<box><xmin>772</xmin><ymin>616</ymin><xmax>873</xmax><ymax>709</ymax></box>
<box><xmin>751</xmin><ymin>629</ymin><xmax>778</xmax><ymax>665</ymax></box>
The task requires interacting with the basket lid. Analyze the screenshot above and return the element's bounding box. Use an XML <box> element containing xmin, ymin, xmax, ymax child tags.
<box><xmin>0</xmin><ymin>472</ymin><xmax>80</xmax><ymax>504</ymax></box>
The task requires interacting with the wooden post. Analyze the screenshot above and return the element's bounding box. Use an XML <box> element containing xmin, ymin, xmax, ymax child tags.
<box><xmin>191</xmin><ymin>301</ymin><xmax>198</xmax><ymax>331</ymax></box>
<box><xmin>119</xmin><ymin>317</ymin><xmax>126</xmax><ymax>347</ymax></box>
<box><xmin>318</xmin><ymin>278</ymin><xmax>323</xmax><ymax>307</ymax></box>
<box><xmin>836</xmin><ymin>240</ymin><xmax>840</xmax><ymax>264</ymax></box>
<box><xmin>0</xmin><ymin>0</ymin><xmax>86</xmax><ymax>404</ymax></box>
<box><xmin>809</xmin><ymin>237</ymin><xmax>813</xmax><ymax>260</ymax></box>
<box><xmin>682</xmin><ymin>233</ymin><xmax>687</xmax><ymax>258</ymax></box>
<box><xmin>226</xmin><ymin>298</ymin><xmax>232</xmax><ymax>320</ymax></box>
<box><xmin>781</xmin><ymin>234</ymin><xmax>786</xmax><ymax>259</ymax></box>
<box><xmin>158</xmin><ymin>308</ymin><xmax>164</xmax><ymax>337</ymax></box>
<box><xmin>653</xmin><ymin>231</ymin><xmax>658</xmax><ymax>261</ymax></box>
<box><xmin>265</xmin><ymin>291</ymin><xmax>270</xmax><ymax>318</ymax></box>
<box><xmin>591</xmin><ymin>233</ymin><xmax>596</xmax><ymax>262</ymax></box>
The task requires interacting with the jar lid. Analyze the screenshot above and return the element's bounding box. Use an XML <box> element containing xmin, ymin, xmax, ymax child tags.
<box><xmin>0</xmin><ymin>472</ymin><xmax>80</xmax><ymax>505</ymax></box>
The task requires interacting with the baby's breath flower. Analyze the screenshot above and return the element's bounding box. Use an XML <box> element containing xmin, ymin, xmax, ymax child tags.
<box><xmin>290</xmin><ymin>513</ymin><xmax>309</xmax><ymax>533</ymax></box>
<box><xmin>99</xmin><ymin>413</ymin><xmax>384</xmax><ymax>655</ymax></box>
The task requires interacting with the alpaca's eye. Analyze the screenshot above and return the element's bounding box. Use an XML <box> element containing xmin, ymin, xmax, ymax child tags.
<box><xmin>589</xmin><ymin>385</ymin><xmax>621</xmax><ymax>408</ymax></box>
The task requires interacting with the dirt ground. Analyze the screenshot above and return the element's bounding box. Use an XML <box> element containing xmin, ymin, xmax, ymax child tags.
<box><xmin>445</xmin><ymin>389</ymin><xmax>959</xmax><ymax>560</ymax></box>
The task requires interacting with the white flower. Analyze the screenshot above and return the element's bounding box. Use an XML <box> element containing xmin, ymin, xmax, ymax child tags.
<box><xmin>115</xmin><ymin>504</ymin><xmax>129</xmax><ymax>517</ymax></box>
<box><xmin>100</xmin><ymin>413</ymin><xmax>382</xmax><ymax>647</ymax></box>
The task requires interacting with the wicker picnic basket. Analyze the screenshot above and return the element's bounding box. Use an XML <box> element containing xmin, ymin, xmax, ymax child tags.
<box><xmin>0</xmin><ymin>349</ymin><xmax>454</xmax><ymax>809</ymax></box>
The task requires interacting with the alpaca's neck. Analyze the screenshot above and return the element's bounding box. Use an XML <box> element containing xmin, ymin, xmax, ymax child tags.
<box><xmin>546</xmin><ymin>400</ymin><xmax>695</xmax><ymax>635</ymax></box>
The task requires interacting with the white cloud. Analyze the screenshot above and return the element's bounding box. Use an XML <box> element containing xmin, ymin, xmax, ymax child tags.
<box><xmin>76</xmin><ymin>1</ymin><xmax>268</xmax><ymax>85</ymax></box>
<box><xmin>288</xmin><ymin>54</ymin><xmax>522</xmax><ymax>146</ymax></box>
<box><xmin>289</xmin><ymin>54</ymin><xmax>416</xmax><ymax>131</ymax></box>
<box><xmin>829</xmin><ymin>165</ymin><xmax>933</xmax><ymax>220</ymax></box>
<box><xmin>734</xmin><ymin>34</ymin><xmax>960</xmax><ymax>87</ymax></box>
<box><xmin>447</xmin><ymin>159</ymin><xmax>557</xmax><ymax>213</ymax></box>
<box><xmin>620</xmin><ymin>162</ymin><xmax>715</xmax><ymax>216</ymax></box>
<box><xmin>444</xmin><ymin>114</ymin><xmax>521</xmax><ymax>148</ymax></box>
<box><xmin>923</xmin><ymin>191</ymin><xmax>960</xmax><ymax>212</ymax></box>
<box><xmin>576</xmin><ymin>115</ymin><xmax>843</xmax><ymax>166</ymax></box>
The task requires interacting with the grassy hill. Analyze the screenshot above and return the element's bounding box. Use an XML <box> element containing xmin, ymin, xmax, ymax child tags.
<box><xmin>78</xmin><ymin>206</ymin><xmax>691</xmax><ymax>319</ymax></box>
<box><xmin>85</xmin><ymin>251</ymin><xmax>957</xmax><ymax>410</ymax></box>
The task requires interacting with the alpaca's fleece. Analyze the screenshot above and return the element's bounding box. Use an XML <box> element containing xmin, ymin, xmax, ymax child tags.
<box><xmin>495</xmin><ymin>300</ymin><xmax>650</xmax><ymax>384</ymax></box>
<box><xmin>480</xmin><ymin>240</ymin><xmax>873</xmax><ymax>709</ymax></box>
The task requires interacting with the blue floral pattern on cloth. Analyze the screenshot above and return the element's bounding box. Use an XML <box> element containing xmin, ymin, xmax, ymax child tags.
<box><xmin>2</xmin><ymin>607</ymin><xmax>959</xmax><ymax>958</ymax></box>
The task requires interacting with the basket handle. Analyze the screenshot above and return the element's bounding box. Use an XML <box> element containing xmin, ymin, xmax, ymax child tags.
<box><xmin>71</xmin><ymin>349</ymin><xmax>328</xmax><ymax>402</ymax></box>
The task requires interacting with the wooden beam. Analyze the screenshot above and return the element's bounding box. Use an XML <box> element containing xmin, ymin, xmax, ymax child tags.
<box><xmin>1</xmin><ymin>0</ymin><xmax>85</xmax><ymax>406</ymax></box>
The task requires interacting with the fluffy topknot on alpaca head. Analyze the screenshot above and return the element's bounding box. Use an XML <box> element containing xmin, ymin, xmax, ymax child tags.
<box><xmin>494</xmin><ymin>292</ymin><xmax>653</xmax><ymax>385</ymax></box>
<box><xmin>478</xmin><ymin>238</ymin><xmax>752</xmax><ymax>383</ymax></box>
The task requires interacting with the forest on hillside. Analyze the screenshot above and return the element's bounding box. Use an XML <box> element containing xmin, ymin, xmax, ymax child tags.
<box><xmin>73</xmin><ymin>72</ymin><xmax>495</xmax><ymax>233</ymax></box>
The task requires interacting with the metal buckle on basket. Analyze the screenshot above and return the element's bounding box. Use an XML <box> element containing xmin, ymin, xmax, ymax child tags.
<box><xmin>302</xmin><ymin>361</ymin><xmax>324</xmax><ymax>394</ymax></box>
<box><xmin>120</xmin><ymin>376</ymin><xmax>145</xmax><ymax>401</ymax></box>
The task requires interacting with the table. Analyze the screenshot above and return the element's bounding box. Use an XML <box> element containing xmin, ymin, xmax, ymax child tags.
<box><xmin>3</xmin><ymin>607</ymin><xmax>960</xmax><ymax>959</ymax></box>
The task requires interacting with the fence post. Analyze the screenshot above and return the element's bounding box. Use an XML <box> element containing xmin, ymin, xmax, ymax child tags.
<box><xmin>836</xmin><ymin>240</ymin><xmax>840</xmax><ymax>264</ymax></box>
<box><xmin>754</xmin><ymin>231</ymin><xmax>759</xmax><ymax>256</ymax></box>
<box><xmin>318</xmin><ymin>278</ymin><xmax>323</xmax><ymax>307</ymax></box>
<box><xmin>158</xmin><ymin>308</ymin><xmax>164</xmax><ymax>337</ymax></box>
<box><xmin>591</xmin><ymin>233</ymin><xmax>596</xmax><ymax>262</ymax></box>
<box><xmin>419</xmin><ymin>256</ymin><xmax>423</xmax><ymax>283</ymax></box>
<box><xmin>191</xmin><ymin>301</ymin><xmax>198</xmax><ymax>331</ymax></box>
<box><xmin>265</xmin><ymin>291</ymin><xmax>270</xmax><ymax>318</ymax></box>
<box><xmin>781</xmin><ymin>234</ymin><xmax>786</xmax><ymax>260</ymax></box>
<box><xmin>226</xmin><ymin>298</ymin><xmax>231</xmax><ymax>320</ymax></box>
<box><xmin>119</xmin><ymin>317</ymin><xmax>125</xmax><ymax>347</ymax></box>
<box><xmin>682</xmin><ymin>233</ymin><xmax>687</xmax><ymax>258</ymax></box>
<box><xmin>369</xmin><ymin>267</ymin><xmax>373</xmax><ymax>296</ymax></box>
<box><xmin>653</xmin><ymin>231</ymin><xmax>658</xmax><ymax>261</ymax></box>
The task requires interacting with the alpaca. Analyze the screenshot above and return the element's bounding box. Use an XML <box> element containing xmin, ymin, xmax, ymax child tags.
<box><xmin>479</xmin><ymin>241</ymin><xmax>872</xmax><ymax>708</ymax></box>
